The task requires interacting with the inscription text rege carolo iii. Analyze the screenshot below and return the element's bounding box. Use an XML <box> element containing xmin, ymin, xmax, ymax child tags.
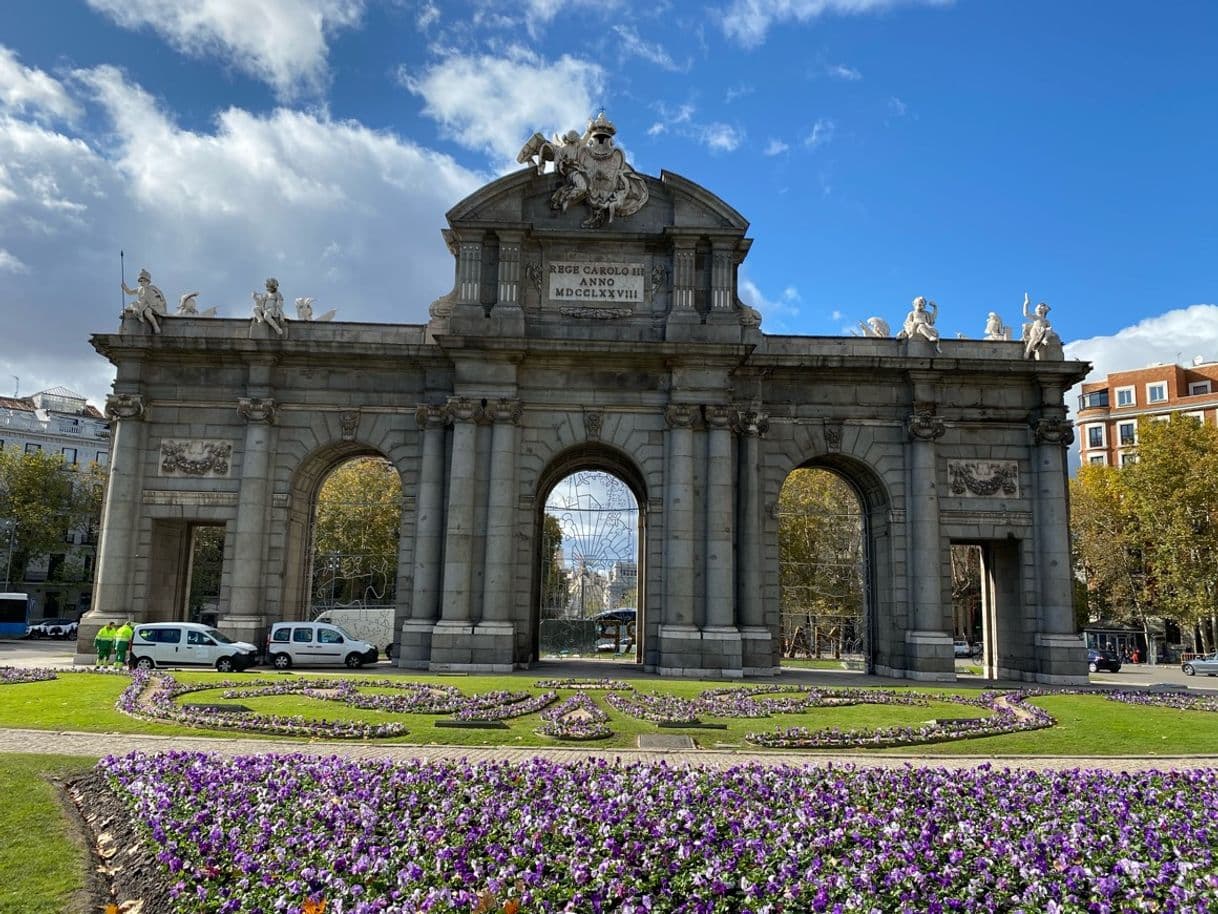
<box><xmin>549</xmin><ymin>261</ymin><xmax>645</xmax><ymax>301</ymax></box>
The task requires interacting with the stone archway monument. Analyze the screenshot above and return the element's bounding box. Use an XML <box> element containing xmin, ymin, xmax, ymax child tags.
<box><xmin>79</xmin><ymin>113</ymin><xmax>1088</xmax><ymax>683</ymax></box>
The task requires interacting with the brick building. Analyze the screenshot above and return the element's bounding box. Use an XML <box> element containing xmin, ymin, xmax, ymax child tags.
<box><xmin>1076</xmin><ymin>360</ymin><xmax>1218</xmax><ymax>466</ymax></box>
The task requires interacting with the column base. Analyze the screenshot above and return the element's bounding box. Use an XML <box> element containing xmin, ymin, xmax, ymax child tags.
<box><xmin>216</xmin><ymin>616</ymin><xmax>268</xmax><ymax>649</ymax></box>
<box><xmin>1035</xmin><ymin>632</ymin><xmax>1087</xmax><ymax>683</ymax></box>
<box><xmin>397</xmin><ymin>620</ymin><xmax>436</xmax><ymax>669</ymax></box>
<box><xmin>428</xmin><ymin>620</ymin><xmax>475</xmax><ymax>667</ymax></box>
<box><xmin>740</xmin><ymin>626</ymin><xmax>777</xmax><ymax>676</ymax></box>
<box><xmin>700</xmin><ymin>625</ymin><xmax>743</xmax><ymax>674</ymax></box>
<box><xmin>900</xmin><ymin>629</ymin><xmax>955</xmax><ymax>681</ymax></box>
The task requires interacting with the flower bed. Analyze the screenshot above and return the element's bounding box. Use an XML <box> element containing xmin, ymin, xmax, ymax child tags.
<box><xmin>533</xmin><ymin>678</ymin><xmax>636</xmax><ymax>691</ymax></box>
<box><xmin>1106</xmin><ymin>689</ymin><xmax>1218</xmax><ymax>713</ymax></box>
<box><xmin>98</xmin><ymin>751</ymin><xmax>1218</xmax><ymax>913</ymax></box>
<box><xmin>0</xmin><ymin>666</ymin><xmax>58</xmax><ymax>684</ymax></box>
<box><xmin>536</xmin><ymin>693</ymin><xmax>612</xmax><ymax>740</ymax></box>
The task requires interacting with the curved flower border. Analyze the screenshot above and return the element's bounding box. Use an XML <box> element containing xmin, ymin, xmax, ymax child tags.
<box><xmin>536</xmin><ymin>693</ymin><xmax>612</xmax><ymax>740</ymax></box>
<box><xmin>0</xmin><ymin>666</ymin><xmax>58</xmax><ymax>684</ymax></box>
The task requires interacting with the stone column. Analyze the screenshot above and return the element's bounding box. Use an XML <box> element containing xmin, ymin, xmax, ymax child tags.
<box><xmin>226</xmin><ymin>395</ymin><xmax>277</xmax><ymax>640</ymax></box>
<box><xmin>399</xmin><ymin>404</ymin><xmax>448</xmax><ymax>668</ymax></box>
<box><xmin>1032</xmin><ymin>415</ymin><xmax>1086</xmax><ymax>683</ymax></box>
<box><xmin>703</xmin><ymin>404</ymin><xmax>741</xmax><ymax>673</ymax></box>
<box><xmin>903</xmin><ymin>407</ymin><xmax>952</xmax><ymax>680</ymax></box>
<box><xmin>666</xmin><ymin>239</ymin><xmax>699</xmax><ymax>335</ymax></box>
<box><xmin>439</xmin><ymin>397</ymin><xmax>478</xmax><ymax>627</ymax></box>
<box><xmin>736</xmin><ymin>408</ymin><xmax>772</xmax><ymax>672</ymax></box>
<box><xmin>709</xmin><ymin>244</ymin><xmax>735</xmax><ymax>313</ymax></box>
<box><xmin>88</xmin><ymin>394</ymin><xmax>146</xmax><ymax>621</ymax></box>
<box><xmin>663</xmin><ymin>404</ymin><xmax>697</xmax><ymax>626</ymax></box>
<box><xmin>479</xmin><ymin>398</ymin><xmax>522</xmax><ymax>626</ymax></box>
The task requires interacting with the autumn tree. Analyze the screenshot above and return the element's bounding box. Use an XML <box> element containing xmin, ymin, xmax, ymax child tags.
<box><xmin>311</xmin><ymin>457</ymin><xmax>402</xmax><ymax>608</ymax></box>
<box><xmin>0</xmin><ymin>449</ymin><xmax>106</xmax><ymax>585</ymax></box>
<box><xmin>539</xmin><ymin>514</ymin><xmax>569</xmax><ymax>616</ymax></box>
<box><xmin>777</xmin><ymin>468</ymin><xmax>864</xmax><ymax>658</ymax></box>
<box><xmin>1124</xmin><ymin>415</ymin><xmax>1218</xmax><ymax>652</ymax></box>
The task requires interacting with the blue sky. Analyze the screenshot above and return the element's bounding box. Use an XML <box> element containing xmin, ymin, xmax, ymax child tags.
<box><xmin>0</xmin><ymin>0</ymin><xmax>1215</xmax><ymax>407</ymax></box>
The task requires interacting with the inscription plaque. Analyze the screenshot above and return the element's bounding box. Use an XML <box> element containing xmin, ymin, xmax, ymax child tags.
<box><xmin>548</xmin><ymin>261</ymin><xmax>645</xmax><ymax>304</ymax></box>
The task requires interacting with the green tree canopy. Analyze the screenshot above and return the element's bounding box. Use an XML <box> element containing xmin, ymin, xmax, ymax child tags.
<box><xmin>312</xmin><ymin>457</ymin><xmax>402</xmax><ymax>607</ymax></box>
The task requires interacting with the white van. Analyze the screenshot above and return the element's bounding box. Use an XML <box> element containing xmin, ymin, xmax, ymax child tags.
<box><xmin>313</xmin><ymin>607</ymin><xmax>396</xmax><ymax>660</ymax></box>
<box><xmin>266</xmin><ymin>621</ymin><xmax>379</xmax><ymax>669</ymax></box>
<box><xmin>130</xmin><ymin>622</ymin><xmax>258</xmax><ymax>672</ymax></box>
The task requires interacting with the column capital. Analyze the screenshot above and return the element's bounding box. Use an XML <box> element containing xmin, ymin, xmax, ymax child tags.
<box><xmin>415</xmin><ymin>403</ymin><xmax>449</xmax><ymax>430</ymax></box>
<box><xmin>444</xmin><ymin>396</ymin><xmax>479</xmax><ymax>424</ymax></box>
<box><xmin>733</xmin><ymin>408</ymin><xmax>769</xmax><ymax>437</ymax></box>
<box><xmin>105</xmin><ymin>393</ymin><xmax>145</xmax><ymax>421</ymax></box>
<box><xmin>1032</xmin><ymin>416</ymin><xmax>1074</xmax><ymax>446</ymax></box>
<box><xmin>237</xmin><ymin>397</ymin><xmax>276</xmax><ymax>424</ymax></box>
<box><xmin>907</xmin><ymin>408</ymin><xmax>945</xmax><ymax>441</ymax></box>
<box><xmin>705</xmin><ymin>404</ymin><xmax>733</xmax><ymax>429</ymax></box>
<box><xmin>488</xmin><ymin>397</ymin><xmax>523</xmax><ymax>424</ymax></box>
<box><xmin>665</xmin><ymin>403</ymin><xmax>699</xmax><ymax>429</ymax></box>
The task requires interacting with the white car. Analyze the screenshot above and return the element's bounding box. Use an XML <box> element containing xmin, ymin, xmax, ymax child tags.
<box><xmin>953</xmin><ymin>639</ymin><xmax>973</xmax><ymax>658</ymax></box>
<box><xmin>265</xmin><ymin>621</ymin><xmax>379</xmax><ymax>669</ymax></box>
<box><xmin>27</xmin><ymin>618</ymin><xmax>79</xmax><ymax>639</ymax></box>
<box><xmin>130</xmin><ymin>622</ymin><xmax>258</xmax><ymax>672</ymax></box>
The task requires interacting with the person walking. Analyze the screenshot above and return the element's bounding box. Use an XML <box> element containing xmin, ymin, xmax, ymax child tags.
<box><xmin>94</xmin><ymin>622</ymin><xmax>116</xmax><ymax>667</ymax></box>
<box><xmin>113</xmin><ymin>620</ymin><xmax>134</xmax><ymax>669</ymax></box>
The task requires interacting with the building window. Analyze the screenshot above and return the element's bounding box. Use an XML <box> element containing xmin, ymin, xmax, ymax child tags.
<box><xmin>1146</xmin><ymin>382</ymin><xmax>1168</xmax><ymax>403</ymax></box>
<box><xmin>1089</xmin><ymin>455</ymin><xmax>1106</xmax><ymax>465</ymax></box>
<box><xmin>1183</xmin><ymin>411</ymin><xmax>1205</xmax><ymax>424</ymax></box>
<box><xmin>63</xmin><ymin>529</ymin><xmax>75</xmax><ymax>544</ymax></box>
<box><xmin>25</xmin><ymin>443</ymin><xmax>41</xmax><ymax>454</ymax></box>
<box><xmin>1079</xmin><ymin>390</ymin><xmax>1109</xmax><ymax>410</ymax></box>
<box><xmin>1152</xmin><ymin>415</ymin><xmax>1170</xmax><ymax>423</ymax></box>
<box><xmin>1115</xmin><ymin>386</ymin><xmax>1135</xmax><ymax>407</ymax></box>
<box><xmin>1087</xmin><ymin>425</ymin><xmax>1105</xmax><ymax>449</ymax></box>
<box><xmin>1117</xmin><ymin>421</ymin><xmax>1136</xmax><ymax>446</ymax></box>
<box><xmin>1189</xmin><ymin>381</ymin><xmax>1211</xmax><ymax>396</ymax></box>
<box><xmin>1120</xmin><ymin>452</ymin><xmax>1137</xmax><ymax>467</ymax></box>
<box><xmin>61</xmin><ymin>447</ymin><xmax>77</xmax><ymax>466</ymax></box>
<box><xmin>95</xmin><ymin>451</ymin><xmax>109</xmax><ymax>466</ymax></box>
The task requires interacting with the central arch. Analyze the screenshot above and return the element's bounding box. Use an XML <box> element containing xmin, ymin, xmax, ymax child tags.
<box><xmin>531</xmin><ymin>444</ymin><xmax>648</xmax><ymax>667</ymax></box>
<box><xmin>775</xmin><ymin>454</ymin><xmax>893</xmax><ymax>675</ymax></box>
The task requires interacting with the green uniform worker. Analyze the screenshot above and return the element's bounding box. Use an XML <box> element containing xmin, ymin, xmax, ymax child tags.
<box><xmin>94</xmin><ymin>622</ymin><xmax>116</xmax><ymax>666</ymax></box>
<box><xmin>113</xmin><ymin>620</ymin><xmax>134</xmax><ymax>668</ymax></box>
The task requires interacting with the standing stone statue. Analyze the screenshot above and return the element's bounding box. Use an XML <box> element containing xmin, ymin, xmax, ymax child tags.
<box><xmin>983</xmin><ymin>312</ymin><xmax>1010</xmax><ymax>341</ymax></box>
<box><xmin>252</xmin><ymin>277</ymin><xmax>286</xmax><ymax>336</ymax></box>
<box><xmin>855</xmin><ymin>317</ymin><xmax>891</xmax><ymax>337</ymax></box>
<box><xmin>1021</xmin><ymin>292</ymin><xmax>1061</xmax><ymax>360</ymax></box>
<box><xmin>517</xmin><ymin>111</ymin><xmax>649</xmax><ymax>229</ymax></box>
<box><xmin>895</xmin><ymin>296</ymin><xmax>941</xmax><ymax>352</ymax></box>
<box><xmin>121</xmin><ymin>268</ymin><xmax>167</xmax><ymax>333</ymax></box>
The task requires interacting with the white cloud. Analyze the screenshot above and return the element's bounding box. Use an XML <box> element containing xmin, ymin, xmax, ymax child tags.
<box><xmin>720</xmin><ymin>0</ymin><xmax>951</xmax><ymax>48</ymax></box>
<box><xmin>763</xmin><ymin>138</ymin><xmax>789</xmax><ymax>156</ymax></box>
<box><xmin>83</xmin><ymin>0</ymin><xmax>365</xmax><ymax>98</ymax></box>
<box><xmin>888</xmin><ymin>95</ymin><xmax>908</xmax><ymax>117</ymax></box>
<box><xmin>401</xmin><ymin>46</ymin><xmax>604</xmax><ymax>167</ymax></box>
<box><xmin>1065</xmin><ymin>304</ymin><xmax>1218</xmax><ymax>390</ymax></box>
<box><xmin>0</xmin><ymin>248</ymin><xmax>28</xmax><ymax>273</ymax></box>
<box><xmin>0</xmin><ymin>47</ymin><xmax>81</xmax><ymax>122</ymax></box>
<box><xmin>805</xmin><ymin>117</ymin><xmax>835</xmax><ymax>149</ymax></box>
<box><xmin>738</xmin><ymin>275</ymin><xmax>801</xmax><ymax>330</ymax></box>
<box><xmin>698</xmin><ymin>122</ymin><xmax>743</xmax><ymax>153</ymax></box>
<box><xmin>417</xmin><ymin>2</ymin><xmax>441</xmax><ymax>30</ymax></box>
<box><xmin>612</xmin><ymin>25</ymin><xmax>685</xmax><ymax>71</ymax></box>
<box><xmin>724</xmin><ymin>83</ymin><xmax>754</xmax><ymax>103</ymax></box>
<box><xmin>0</xmin><ymin>66</ymin><xmax>483</xmax><ymax>407</ymax></box>
<box><xmin>827</xmin><ymin>63</ymin><xmax>861</xmax><ymax>80</ymax></box>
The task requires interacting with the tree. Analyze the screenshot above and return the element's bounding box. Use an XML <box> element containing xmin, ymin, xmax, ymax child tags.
<box><xmin>1124</xmin><ymin>416</ymin><xmax>1218</xmax><ymax>652</ymax></box>
<box><xmin>1070</xmin><ymin>463</ymin><xmax>1153</xmax><ymax>627</ymax></box>
<box><xmin>777</xmin><ymin>469</ymin><xmax>864</xmax><ymax>657</ymax></box>
<box><xmin>311</xmin><ymin>458</ymin><xmax>402</xmax><ymax>608</ymax></box>
<box><xmin>539</xmin><ymin>514</ymin><xmax>569</xmax><ymax>616</ymax></box>
<box><xmin>0</xmin><ymin>449</ymin><xmax>105</xmax><ymax>586</ymax></box>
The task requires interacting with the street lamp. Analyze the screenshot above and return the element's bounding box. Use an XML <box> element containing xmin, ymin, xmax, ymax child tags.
<box><xmin>1</xmin><ymin>519</ymin><xmax>15</xmax><ymax>592</ymax></box>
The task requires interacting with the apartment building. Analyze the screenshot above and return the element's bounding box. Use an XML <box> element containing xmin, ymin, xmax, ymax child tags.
<box><xmin>1076</xmin><ymin>360</ymin><xmax>1218</xmax><ymax>467</ymax></box>
<box><xmin>0</xmin><ymin>387</ymin><xmax>109</xmax><ymax>618</ymax></box>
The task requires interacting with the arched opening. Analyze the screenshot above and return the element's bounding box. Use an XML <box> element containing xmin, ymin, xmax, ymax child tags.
<box><xmin>777</xmin><ymin>467</ymin><xmax>869</xmax><ymax>671</ymax></box>
<box><xmin>308</xmin><ymin>456</ymin><xmax>402</xmax><ymax>618</ymax></box>
<box><xmin>533</xmin><ymin>447</ymin><xmax>646</xmax><ymax>666</ymax></box>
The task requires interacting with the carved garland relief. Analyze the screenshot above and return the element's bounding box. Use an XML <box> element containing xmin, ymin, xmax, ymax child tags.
<box><xmin>159</xmin><ymin>440</ymin><xmax>234</xmax><ymax>478</ymax></box>
<box><xmin>947</xmin><ymin>460</ymin><xmax>1020</xmax><ymax>498</ymax></box>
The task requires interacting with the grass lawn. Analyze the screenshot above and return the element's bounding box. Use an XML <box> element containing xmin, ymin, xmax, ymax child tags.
<box><xmin>0</xmin><ymin>753</ymin><xmax>97</xmax><ymax>914</ymax></box>
<box><xmin>1</xmin><ymin>669</ymin><xmax>1217</xmax><ymax>755</ymax></box>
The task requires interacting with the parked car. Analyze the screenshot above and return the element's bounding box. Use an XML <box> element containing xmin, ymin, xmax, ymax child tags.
<box><xmin>265</xmin><ymin>621</ymin><xmax>379</xmax><ymax>669</ymax></box>
<box><xmin>26</xmin><ymin>617</ymin><xmax>79</xmax><ymax>640</ymax></box>
<box><xmin>1182</xmin><ymin>652</ymin><xmax>1218</xmax><ymax>676</ymax></box>
<box><xmin>1087</xmin><ymin>648</ymin><xmax>1122</xmax><ymax>673</ymax></box>
<box><xmin>130</xmin><ymin>622</ymin><xmax>258</xmax><ymax>672</ymax></box>
<box><xmin>953</xmin><ymin>639</ymin><xmax>972</xmax><ymax>658</ymax></box>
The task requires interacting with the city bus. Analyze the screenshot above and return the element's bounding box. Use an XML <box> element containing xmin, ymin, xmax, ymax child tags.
<box><xmin>0</xmin><ymin>593</ymin><xmax>32</xmax><ymax>638</ymax></box>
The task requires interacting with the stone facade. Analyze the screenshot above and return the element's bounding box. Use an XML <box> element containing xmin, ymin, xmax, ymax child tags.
<box><xmin>78</xmin><ymin>145</ymin><xmax>1089</xmax><ymax>683</ymax></box>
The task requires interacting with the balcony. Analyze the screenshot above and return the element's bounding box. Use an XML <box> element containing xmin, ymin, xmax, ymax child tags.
<box><xmin>1078</xmin><ymin>390</ymin><xmax>1110</xmax><ymax>412</ymax></box>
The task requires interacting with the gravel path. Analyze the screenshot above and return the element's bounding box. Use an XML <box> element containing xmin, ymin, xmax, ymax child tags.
<box><xmin>5</xmin><ymin>726</ymin><xmax>1217</xmax><ymax>771</ymax></box>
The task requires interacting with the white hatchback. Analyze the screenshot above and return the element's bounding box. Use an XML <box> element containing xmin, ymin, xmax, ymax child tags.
<box><xmin>265</xmin><ymin>621</ymin><xmax>379</xmax><ymax>669</ymax></box>
<box><xmin>130</xmin><ymin>622</ymin><xmax>258</xmax><ymax>672</ymax></box>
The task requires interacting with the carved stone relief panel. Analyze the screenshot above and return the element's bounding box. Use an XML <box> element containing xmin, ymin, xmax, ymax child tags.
<box><xmin>947</xmin><ymin>460</ymin><xmax>1019</xmax><ymax>498</ymax></box>
<box><xmin>159</xmin><ymin>439</ymin><xmax>235</xmax><ymax>478</ymax></box>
